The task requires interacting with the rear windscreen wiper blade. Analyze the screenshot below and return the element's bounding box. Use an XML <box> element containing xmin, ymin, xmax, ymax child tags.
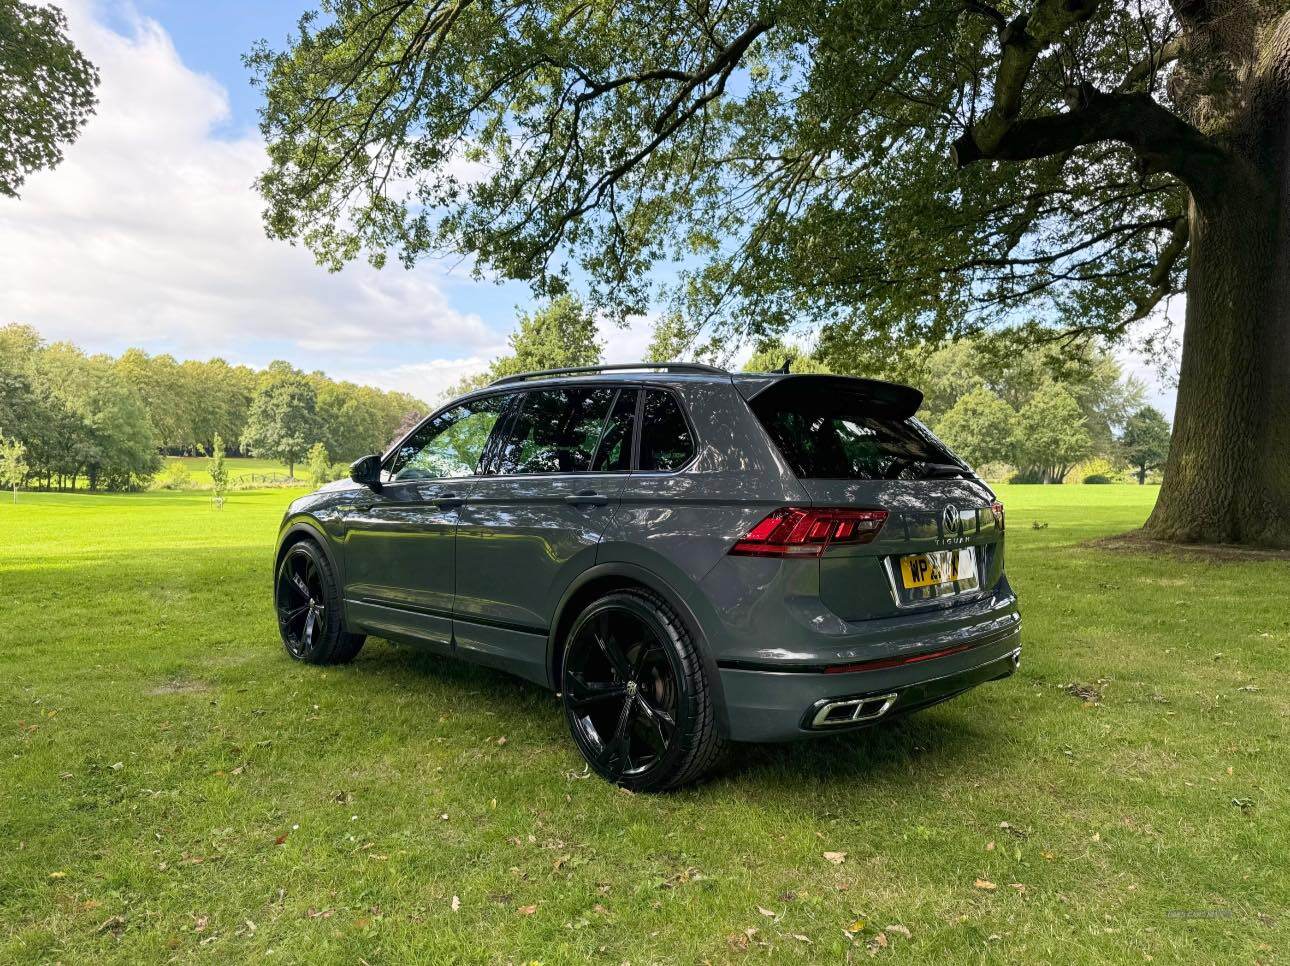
<box><xmin>920</xmin><ymin>462</ymin><xmax>973</xmax><ymax>478</ymax></box>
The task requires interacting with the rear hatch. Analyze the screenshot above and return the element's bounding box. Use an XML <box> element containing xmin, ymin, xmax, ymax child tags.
<box><xmin>741</xmin><ymin>375</ymin><xmax>1004</xmax><ymax>622</ymax></box>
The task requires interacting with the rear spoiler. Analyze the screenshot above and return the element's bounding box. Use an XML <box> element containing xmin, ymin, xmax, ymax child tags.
<box><xmin>732</xmin><ymin>373</ymin><xmax>924</xmax><ymax>418</ymax></box>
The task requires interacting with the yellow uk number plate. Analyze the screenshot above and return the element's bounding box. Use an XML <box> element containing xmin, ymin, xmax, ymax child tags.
<box><xmin>899</xmin><ymin>548</ymin><xmax>976</xmax><ymax>589</ymax></box>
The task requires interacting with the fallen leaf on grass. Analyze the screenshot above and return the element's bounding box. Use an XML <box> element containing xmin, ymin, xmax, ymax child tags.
<box><xmin>518</xmin><ymin>904</ymin><xmax>537</xmax><ymax>916</ymax></box>
<box><xmin>823</xmin><ymin>851</ymin><xmax>847</xmax><ymax>865</ymax></box>
<box><xmin>885</xmin><ymin>924</ymin><xmax>912</xmax><ymax>939</ymax></box>
<box><xmin>193</xmin><ymin>916</ymin><xmax>209</xmax><ymax>932</ymax></box>
<box><xmin>757</xmin><ymin>906</ymin><xmax>778</xmax><ymax>919</ymax></box>
<box><xmin>974</xmin><ymin>879</ymin><xmax>997</xmax><ymax>891</ymax></box>
<box><xmin>791</xmin><ymin>933</ymin><xmax>812</xmax><ymax>943</ymax></box>
<box><xmin>845</xmin><ymin>918</ymin><xmax>866</xmax><ymax>935</ymax></box>
<box><xmin>95</xmin><ymin>915</ymin><xmax>126</xmax><ymax>936</ymax></box>
<box><xmin>451</xmin><ymin>895</ymin><xmax>461</xmax><ymax>912</ymax></box>
<box><xmin>48</xmin><ymin>871</ymin><xmax>67</xmax><ymax>879</ymax></box>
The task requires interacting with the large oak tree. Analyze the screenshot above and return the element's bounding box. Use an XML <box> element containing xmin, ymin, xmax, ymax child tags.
<box><xmin>249</xmin><ymin>0</ymin><xmax>1290</xmax><ymax>546</ymax></box>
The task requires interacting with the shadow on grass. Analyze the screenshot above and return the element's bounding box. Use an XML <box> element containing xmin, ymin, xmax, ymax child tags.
<box><xmin>9</xmin><ymin>542</ymin><xmax>997</xmax><ymax>795</ymax></box>
<box><xmin>347</xmin><ymin>636</ymin><xmax>993</xmax><ymax>793</ymax></box>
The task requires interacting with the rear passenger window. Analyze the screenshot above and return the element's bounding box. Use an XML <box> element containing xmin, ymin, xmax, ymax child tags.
<box><xmin>495</xmin><ymin>387</ymin><xmax>616</xmax><ymax>474</ymax></box>
<box><xmin>638</xmin><ymin>390</ymin><xmax>694</xmax><ymax>471</ymax></box>
<box><xmin>591</xmin><ymin>389</ymin><xmax>637</xmax><ymax>472</ymax></box>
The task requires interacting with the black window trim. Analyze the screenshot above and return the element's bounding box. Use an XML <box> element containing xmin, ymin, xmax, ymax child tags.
<box><xmin>484</xmin><ymin>383</ymin><xmax>635</xmax><ymax>479</ymax></box>
<box><xmin>380</xmin><ymin>379</ymin><xmax>700</xmax><ymax>483</ymax></box>
<box><xmin>587</xmin><ymin>387</ymin><xmax>624</xmax><ymax>472</ymax></box>
<box><xmin>380</xmin><ymin>387</ymin><xmax>516</xmax><ymax>485</ymax></box>
<box><xmin>633</xmin><ymin>384</ymin><xmax>699</xmax><ymax>476</ymax></box>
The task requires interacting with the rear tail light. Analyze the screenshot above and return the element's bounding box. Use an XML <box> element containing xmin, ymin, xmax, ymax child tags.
<box><xmin>991</xmin><ymin>500</ymin><xmax>1005</xmax><ymax>531</ymax></box>
<box><xmin>730</xmin><ymin>507</ymin><xmax>888</xmax><ymax>557</ymax></box>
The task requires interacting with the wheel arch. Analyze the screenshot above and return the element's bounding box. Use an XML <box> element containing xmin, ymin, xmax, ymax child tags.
<box><xmin>547</xmin><ymin>561</ymin><xmax>732</xmax><ymax>738</ymax></box>
<box><xmin>274</xmin><ymin>517</ymin><xmax>343</xmax><ymax>585</ymax></box>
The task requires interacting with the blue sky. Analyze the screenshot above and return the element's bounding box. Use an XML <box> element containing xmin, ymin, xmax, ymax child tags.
<box><xmin>0</xmin><ymin>0</ymin><xmax>1178</xmax><ymax>414</ymax></box>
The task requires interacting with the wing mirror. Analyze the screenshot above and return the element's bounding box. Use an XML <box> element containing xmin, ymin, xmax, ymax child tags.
<box><xmin>349</xmin><ymin>454</ymin><xmax>383</xmax><ymax>490</ymax></box>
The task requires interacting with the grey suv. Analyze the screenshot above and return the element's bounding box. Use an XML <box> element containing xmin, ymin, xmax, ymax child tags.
<box><xmin>274</xmin><ymin>364</ymin><xmax>1020</xmax><ymax>790</ymax></box>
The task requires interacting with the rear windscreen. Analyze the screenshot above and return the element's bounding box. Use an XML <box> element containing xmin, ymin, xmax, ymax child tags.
<box><xmin>750</xmin><ymin>387</ymin><xmax>962</xmax><ymax>481</ymax></box>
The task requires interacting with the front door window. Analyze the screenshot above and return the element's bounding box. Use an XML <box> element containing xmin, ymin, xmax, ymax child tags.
<box><xmin>386</xmin><ymin>396</ymin><xmax>507</xmax><ymax>481</ymax></box>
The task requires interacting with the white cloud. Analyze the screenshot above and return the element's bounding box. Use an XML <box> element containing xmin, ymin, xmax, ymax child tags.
<box><xmin>0</xmin><ymin>0</ymin><xmax>493</xmax><ymax>372</ymax></box>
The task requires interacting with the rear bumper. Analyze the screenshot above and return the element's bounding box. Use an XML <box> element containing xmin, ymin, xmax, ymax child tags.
<box><xmin>718</xmin><ymin>623</ymin><xmax>1021</xmax><ymax>742</ymax></box>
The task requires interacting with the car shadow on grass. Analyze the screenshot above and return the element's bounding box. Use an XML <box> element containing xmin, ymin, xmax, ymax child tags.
<box><xmin>346</xmin><ymin>637</ymin><xmax>996</xmax><ymax>792</ymax></box>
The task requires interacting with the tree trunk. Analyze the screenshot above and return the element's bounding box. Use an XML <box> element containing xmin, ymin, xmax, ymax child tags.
<box><xmin>1146</xmin><ymin>25</ymin><xmax>1290</xmax><ymax>547</ymax></box>
<box><xmin>1137</xmin><ymin>466</ymin><xmax>1146</xmax><ymax>485</ymax></box>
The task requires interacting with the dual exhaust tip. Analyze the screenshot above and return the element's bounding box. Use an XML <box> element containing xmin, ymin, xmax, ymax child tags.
<box><xmin>809</xmin><ymin>647</ymin><xmax>1021</xmax><ymax>729</ymax></box>
<box><xmin>810</xmin><ymin>692</ymin><xmax>899</xmax><ymax>728</ymax></box>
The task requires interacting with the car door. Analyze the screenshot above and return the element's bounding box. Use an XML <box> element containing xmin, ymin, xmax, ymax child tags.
<box><xmin>340</xmin><ymin>394</ymin><xmax>508</xmax><ymax>650</ymax></box>
<box><xmin>452</xmin><ymin>385</ymin><xmax>636</xmax><ymax>685</ymax></box>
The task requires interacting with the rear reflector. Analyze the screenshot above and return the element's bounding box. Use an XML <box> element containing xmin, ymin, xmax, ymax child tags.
<box><xmin>730</xmin><ymin>507</ymin><xmax>888</xmax><ymax>557</ymax></box>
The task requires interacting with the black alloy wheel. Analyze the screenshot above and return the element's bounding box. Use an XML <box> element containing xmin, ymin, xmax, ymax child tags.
<box><xmin>276</xmin><ymin>546</ymin><xmax>326</xmax><ymax>657</ymax></box>
<box><xmin>274</xmin><ymin>540</ymin><xmax>365</xmax><ymax>664</ymax></box>
<box><xmin>562</xmin><ymin>590</ymin><xmax>724</xmax><ymax>791</ymax></box>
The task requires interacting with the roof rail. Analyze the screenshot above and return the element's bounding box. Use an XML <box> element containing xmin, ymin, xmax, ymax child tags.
<box><xmin>489</xmin><ymin>362</ymin><xmax>729</xmax><ymax>386</ymax></box>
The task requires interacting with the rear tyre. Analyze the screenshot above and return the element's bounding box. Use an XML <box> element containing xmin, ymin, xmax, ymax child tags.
<box><xmin>274</xmin><ymin>540</ymin><xmax>365</xmax><ymax>665</ymax></box>
<box><xmin>561</xmin><ymin>589</ymin><xmax>725</xmax><ymax>792</ymax></box>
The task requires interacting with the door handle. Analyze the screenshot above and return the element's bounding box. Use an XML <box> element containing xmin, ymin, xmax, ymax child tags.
<box><xmin>431</xmin><ymin>492</ymin><xmax>466</xmax><ymax>510</ymax></box>
<box><xmin>565</xmin><ymin>490</ymin><xmax>609</xmax><ymax>507</ymax></box>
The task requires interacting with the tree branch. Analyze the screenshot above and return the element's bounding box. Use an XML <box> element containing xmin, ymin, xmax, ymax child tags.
<box><xmin>1128</xmin><ymin>212</ymin><xmax>1188</xmax><ymax>321</ymax></box>
<box><xmin>961</xmin><ymin>0</ymin><xmax>1007</xmax><ymax>35</ymax></box>
<box><xmin>1116</xmin><ymin>32</ymin><xmax>1185</xmax><ymax>91</ymax></box>
<box><xmin>952</xmin><ymin>87</ymin><xmax>1232</xmax><ymax>206</ymax></box>
<box><xmin>968</xmin><ymin>0</ymin><xmax>1099</xmax><ymax>157</ymax></box>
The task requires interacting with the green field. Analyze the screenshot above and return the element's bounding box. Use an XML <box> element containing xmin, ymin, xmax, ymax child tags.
<box><xmin>165</xmin><ymin>455</ymin><xmax>295</xmax><ymax>486</ymax></box>
<box><xmin>0</xmin><ymin>486</ymin><xmax>1285</xmax><ymax>963</ymax></box>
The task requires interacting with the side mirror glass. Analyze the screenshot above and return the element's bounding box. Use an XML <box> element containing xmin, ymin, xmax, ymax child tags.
<box><xmin>349</xmin><ymin>454</ymin><xmax>382</xmax><ymax>489</ymax></box>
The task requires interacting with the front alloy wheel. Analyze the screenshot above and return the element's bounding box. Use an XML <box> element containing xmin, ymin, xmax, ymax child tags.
<box><xmin>276</xmin><ymin>546</ymin><xmax>326</xmax><ymax>658</ymax></box>
<box><xmin>562</xmin><ymin>590</ymin><xmax>724</xmax><ymax>791</ymax></box>
<box><xmin>273</xmin><ymin>540</ymin><xmax>365</xmax><ymax>665</ymax></box>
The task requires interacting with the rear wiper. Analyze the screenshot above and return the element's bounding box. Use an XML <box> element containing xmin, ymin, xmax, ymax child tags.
<box><xmin>919</xmin><ymin>462</ymin><xmax>973</xmax><ymax>479</ymax></box>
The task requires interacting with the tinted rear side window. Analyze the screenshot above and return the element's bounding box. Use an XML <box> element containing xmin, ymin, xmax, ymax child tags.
<box><xmin>750</xmin><ymin>387</ymin><xmax>958</xmax><ymax>480</ymax></box>
<box><xmin>495</xmin><ymin>387</ymin><xmax>616</xmax><ymax>474</ymax></box>
<box><xmin>592</xmin><ymin>389</ymin><xmax>637</xmax><ymax>472</ymax></box>
<box><xmin>638</xmin><ymin>390</ymin><xmax>694</xmax><ymax>471</ymax></box>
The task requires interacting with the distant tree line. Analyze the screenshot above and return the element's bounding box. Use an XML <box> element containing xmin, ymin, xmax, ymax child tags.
<box><xmin>0</xmin><ymin>324</ymin><xmax>426</xmax><ymax>491</ymax></box>
<box><xmin>663</xmin><ymin>326</ymin><xmax>1169</xmax><ymax>485</ymax></box>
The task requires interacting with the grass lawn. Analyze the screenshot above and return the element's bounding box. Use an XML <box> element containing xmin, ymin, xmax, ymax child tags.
<box><xmin>0</xmin><ymin>485</ymin><xmax>1285</xmax><ymax>963</ymax></box>
<box><xmin>165</xmin><ymin>456</ymin><xmax>295</xmax><ymax>487</ymax></box>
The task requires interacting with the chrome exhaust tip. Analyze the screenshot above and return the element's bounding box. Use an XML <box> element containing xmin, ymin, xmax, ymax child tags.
<box><xmin>810</xmin><ymin>692</ymin><xmax>898</xmax><ymax>728</ymax></box>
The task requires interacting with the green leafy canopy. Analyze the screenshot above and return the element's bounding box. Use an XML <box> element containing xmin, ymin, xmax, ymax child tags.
<box><xmin>0</xmin><ymin>1</ymin><xmax>99</xmax><ymax>197</ymax></box>
<box><xmin>248</xmin><ymin>0</ymin><xmax>1279</xmax><ymax>352</ymax></box>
